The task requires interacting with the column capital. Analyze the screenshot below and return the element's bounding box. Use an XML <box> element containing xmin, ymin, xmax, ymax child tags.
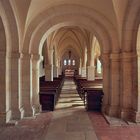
<box><xmin>31</xmin><ymin>54</ymin><xmax>41</xmax><ymax>61</ymax></box>
<box><xmin>110</xmin><ymin>53</ymin><xmax>120</xmax><ymax>59</ymax></box>
<box><xmin>20</xmin><ymin>53</ymin><xmax>31</xmax><ymax>59</ymax></box>
<box><xmin>120</xmin><ymin>52</ymin><xmax>137</xmax><ymax>60</ymax></box>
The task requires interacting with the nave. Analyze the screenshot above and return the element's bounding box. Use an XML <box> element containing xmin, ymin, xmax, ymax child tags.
<box><xmin>1</xmin><ymin>78</ymin><xmax>140</xmax><ymax>140</ymax></box>
<box><xmin>44</xmin><ymin>77</ymin><xmax>98</xmax><ymax>140</ymax></box>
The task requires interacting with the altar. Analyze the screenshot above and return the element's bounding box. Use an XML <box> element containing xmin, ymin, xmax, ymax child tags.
<box><xmin>65</xmin><ymin>69</ymin><xmax>75</xmax><ymax>77</ymax></box>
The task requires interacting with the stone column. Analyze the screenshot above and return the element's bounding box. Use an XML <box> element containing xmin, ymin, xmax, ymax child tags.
<box><xmin>86</xmin><ymin>49</ymin><xmax>95</xmax><ymax>80</ymax></box>
<box><xmin>45</xmin><ymin>64</ymin><xmax>53</xmax><ymax>81</ymax></box>
<box><xmin>120</xmin><ymin>52</ymin><xmax>135</xmax><ymax>120</ymax></box>
<box><xmin>81</xmin><ymin>48</ymin><xmax>87</xmax><ymax>77</ymax></box>
<box><xmin>78</xmin><ymin>59</ymin><xmax>82</xmax><ymax>75</ymax></box>
<box><xmin>19</xmin><ymin>53</ymin><xmax>32</xmax><ymax>118</ymax></box>
<box><xmin>131</xmin><ymin>53</ymin><xmax>140</xmax><ymax>122</ymax></box>
<box><xmin>0</xmin><ymin>51</ymin><xmax>6</xmax><ymax>125</ymax></box>
<box><xmin>58</xmin><ymin>66</ymin><xmax>62</xmax><ymax>76</ymax></box>
<box><xmin>101</xmin><ymin>53</ymin><xmax>110</xmax><ymax>113</ymax></box>
<box><xmin>107</xmin><ymin>53</ymin><xmax>120</xmax><ymax>117</ymax></box>
<box><xmin>31</xmin><ymin>54</ymin><xmax>41</xmax><ymax>116</ymax></box>
<box><xmin>79</xmin><ymin>67</ymin><xmax>82</xmax><ymax>75</ymax></box>
<box><xmin>45</xmin><ymin>49</ymin><xmax>54</xmax><ymax>81</ymax></box>
<box><xmin>53</xmin><ymin>65</ymin><xmax>58</xmax><ymax>78</ymax></box>
<box><xmin>81</xmin><ymin>67</ymin><xmax>86</xmax><ymax>77</ymax></box>
<box><xmin>10</xmin><ymin>52</ymin><xmax>21</xmax><ymax>120</ymax></box>
<box><xmin>86</xmin><ymin>66</ymin><xmax>96</xmax><ymax>80</ymax></box>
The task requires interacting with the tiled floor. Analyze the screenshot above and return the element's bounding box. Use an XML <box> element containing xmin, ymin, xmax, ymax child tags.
<box><xmin>1</xmin><ymin>78</ymin><xmax>140</xmax><ymax>140</ymax></box>
<box><xmin>88</xmin><ymin>112</ymin><xmax>140</xmax><ymax>140</ymax></box>
<box><xmin>0</xmin><ymin>112</ymin><xmax>52</xmax><ymax>140</ymax></box>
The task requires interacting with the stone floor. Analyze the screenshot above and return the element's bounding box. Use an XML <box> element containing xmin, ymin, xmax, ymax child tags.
<box><xmin>1</xmin><ymin>78</ymin><xmax>140</xmax><ymax>140</ymax></box>
<box><xmin>44</xmin><ymin>78</ymin><xmax>98</xmax><ymax>140</ymax></box>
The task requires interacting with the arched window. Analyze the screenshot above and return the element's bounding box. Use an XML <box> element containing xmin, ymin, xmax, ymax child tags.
<box><xmin>97</xmin><ymin>59</ymin><xmax>101</xmax><ymax>73</ymax></box>
<box><xmin>72</xmin><ymin>60</ymin><xmax>75</xmax><ymax>65</ymax></box>
<box><xmin>64</xmin><ymin>59</ymin><xmax>67</xmax><ymax>65</ymax></box>
<box><xmin>68</xmin><ymin>59</ymin><xmax>71</xmax><ymax>65</ymax></box>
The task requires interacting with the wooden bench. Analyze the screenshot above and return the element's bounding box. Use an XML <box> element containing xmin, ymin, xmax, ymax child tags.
<box><xmin>39</xmin><ymin>76</ymin><xmax>64</xmax><ymax>111</ymax></box>
<box><xmin>74</xmin><ymin>76</ymin><xmax>103</xmax><ymax>111</ymax></box>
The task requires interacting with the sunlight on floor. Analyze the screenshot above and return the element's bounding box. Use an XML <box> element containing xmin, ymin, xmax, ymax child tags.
<box><xmin>55</xmin><ymin>79</ymin><xmax>84</xmax><ymax>110</ymax></box>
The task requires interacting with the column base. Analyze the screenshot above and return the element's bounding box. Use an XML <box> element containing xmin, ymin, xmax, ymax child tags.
<box><xmin>81</xmin><ymin>67</ymin><xmax>86</xmax><ymax>77</ymax></box>
<box><xmin>101</xmin><ymin>104</ymin><xmax>108</xmax><ymax>114</ymax></box>
<box><xmin>32</xmin><ymin>104</ymin><xmax>41</xmax><ymax>116</ymax></box>
<box><xmin>119</xmin><ymin>108</ymin><xmax>132</xmax><ymax>121</ymax></box>
<box><xmin>130</xmin><ymin>110</ymin><xmax>140</xmax><ymax>123</ymax></box>
<box><xmin>86</xmin><ymin>66</ymin><xmax>95</xmax><ymax>81</ymax></box>
<box><xmin>106</xmin><ymin>105</ymin><xmax>119</xmax><ymax>117</ymax></box>
<box><xmin>11</xmin><ymin>110</ymin><xmax>21</xmax><ymax>120</ymax></box>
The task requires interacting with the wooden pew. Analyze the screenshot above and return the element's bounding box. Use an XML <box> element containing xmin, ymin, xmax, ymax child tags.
<box><xmin>39</xmin><ymin>75</ymin><xmax>64</xmax><ymax>111</ymax></box>
<box><xmin>74</xmin><ymin>76</ymin><xmax>103</xmax><ymax>111</ymax></box>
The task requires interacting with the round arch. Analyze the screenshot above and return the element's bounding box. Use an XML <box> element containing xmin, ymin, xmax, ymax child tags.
<box><xmin>22</xmin><ymin>4</ymin><xmax>120</xmax><ymax>56</ymax></box>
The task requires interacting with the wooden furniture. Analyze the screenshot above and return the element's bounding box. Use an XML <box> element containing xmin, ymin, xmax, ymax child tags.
<box><xmin>84</xmin><ymin>88</ymin><xmax>103</xmax><ymax>111</ymax></box>
<box><xmin>74</xmin><ymin>76</ymin><xmax>104</xmax><ymax>111</ymax></box>
<box><xmin>39</xmin><ymin>75</ymin><xmax>64</xmax><ymax>111</ymax></box>
<box><xmin>65</xmin><ymin>69</ymin><xmax>75</xmax><ymax>77</ymax></box>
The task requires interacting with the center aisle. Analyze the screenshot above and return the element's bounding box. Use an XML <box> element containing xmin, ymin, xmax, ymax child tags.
<box><xmin>45</xmin><ymin>77</ymin><xmax>98</xmax><ymax>140</ymax></box>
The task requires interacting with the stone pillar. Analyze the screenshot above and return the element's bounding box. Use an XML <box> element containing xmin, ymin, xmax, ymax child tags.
<box><xmin>78</xmin><ymin>59</ymin><xmax>82</xmax><ymax>75</ymax></box>
<box><xmin>86</xmin><ymin>48</ymin><xmax>95</xmax><ymax>80</ymax></box>
<box><xmin>81</xmin><ymin>67</ymin><xmax>86</xmax><ymax>77</ymax></box>
<box><xmin>58</xmin><ymin>66</ymin><xmax>62</xmax><ymax>76</ymax></box>
<box><xmin>19</xmin><ymin>53</ymin><xmax>32</xmax><ymax>118</ymax></box>
<box><xmin>45</xmin><ymin>49</ymin><xmax>54</xmax><ymax>81</ymax></box>
<box><xmin>53</xmin><ymin>65</ymin><xmax>58</xmax><ymax>78</ymax></box>
<box><xmin>86</xmin><ymin>66</ymin><xmax>96</xmax><ymax>80</ymax></box>
<box><xmin>79</xmin><ymin>67</ymin><xmax>82</xmax><ymax>75</ymax></box>
<box><xmin>0</xmin><ymin>51</ymin><xmax>6</xmax><ymax>125</ymax></box>
<box><xmin>81</xmin><ymin>48</ymin><xmax>87</xmax><ymax>77</ymax></box>
<box><xmin>31</xmin><ymin>54</ymin><xmax>41</xmax><ymax>116</ymax></box>
<box><xmin>101</xmin><ymin>53</ymin><xmax>110</xmax><ymax>113</ymax></box>
<box><xmin>132</xmin><ymin>53</ymin><xmax>140</xmax><ymax>122</ymax></box>
<box><xmin>45</xmin><ymin>64</ymin><xmax>53</xmax><ymax>81</ymax></box>
<box><xmin>120</xmin><ymin>52</ymin><xmax>135</xmax><ymax>120</ymax></box>
<box><xmin>107</xmin><ymin>53</ymin><xmax>120</xmax><ymax>117</ymax></box>
<box><xmin>10</xmin><ymin>52</ymin><xmax>21</xmax><ymax>120</ymax></box>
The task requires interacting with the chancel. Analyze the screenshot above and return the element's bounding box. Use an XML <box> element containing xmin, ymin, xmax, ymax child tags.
<box><xmin>0</xmin><ymin>0</ymin><xmax>140</xmax><ymax>140</ymax></box>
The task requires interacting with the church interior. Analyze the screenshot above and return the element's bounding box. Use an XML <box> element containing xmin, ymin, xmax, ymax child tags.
<box><xmin>1</xmin><ymin>0</ymin><xmax>140</xmax><ymax>139</ymax></box>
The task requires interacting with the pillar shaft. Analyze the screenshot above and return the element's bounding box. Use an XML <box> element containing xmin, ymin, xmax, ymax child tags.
<box><xmin>31</xmin><ymin>54</ymin><xmax>41</xmax><ymax>116</ymax></box>
<box><xmin>20</xmin><ymin>53</ymin><xmax>32</xmax><ymax>118</ymax></box>
<box><xmin>10</xmin><ymin>52</ymin><xmax>21</xmax><ymax>120</ymax></box>
<box><xmin>101</xmin><ymin>53</ymin><xmax>110</xmax><ymax>113</ymax></box>
<box><xmin>86</xmin><ymin>49</ymin><xmax>95</xmax><ymax>80</ymax></box>
<box><xmin>53</xmin><ymin>65</ymin><xmax>58</xmax><ymax>78</ymax></box>
<box><xmin>86</xmin><ymin>66</ymin><xmax>95</xmax><ymax>80</ymax></box>
<box><xmin>0</xmin><ymin>51</ymin><xmax>6</xmax><ymax>125</ymax></box>
<box><xmin>107</xmin><ymin>53</ymin><xmax>120</xmax><ymax>117</ymax></box>
<box><xmin>45</xmin><ymin>64</ymin><xmax>53</xmax><ymax>81</ymax></box>
<box><xmin>81</xmin><ymin>67</ymin><xmax>86</xmax><ymax>77</ymax></box>
<box><xmin>131</xmin><ymin>54</ymin><xmax>140</xmax><ymax>122</ymax></box>
<box><xmin>120</xmin><ymin>52</ymin><xmax>137</xmax><ymax>121</ymax></box>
